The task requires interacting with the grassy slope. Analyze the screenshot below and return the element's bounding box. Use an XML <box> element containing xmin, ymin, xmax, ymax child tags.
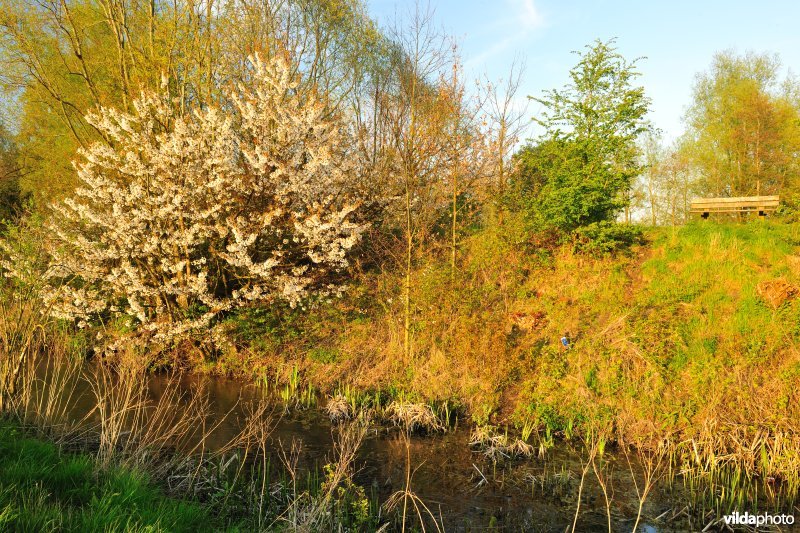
<box><xmin>516</xmin><ymin>221</ymin><xmax>800</xmax><ymax>437</ymax></box>
<box><xmin>221</xmin><ymin>220</ymin><xmax>800</xmax><ymax>442</ymax></box>
<box><xmin>0</xmin><ymin>421</ymin><xmax>224</xmax><ymax>532</ymax></box>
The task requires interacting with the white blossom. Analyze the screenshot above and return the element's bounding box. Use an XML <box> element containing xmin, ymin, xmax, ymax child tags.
<box><xmin>26</xmin><ymin>54</ymin><xmax>368</xmax><ymax>343</ymax></box>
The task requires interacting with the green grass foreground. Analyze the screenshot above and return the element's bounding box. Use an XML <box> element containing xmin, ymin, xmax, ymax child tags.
<box><xmin>0</xmin><ymin>420</ymin><xmax>226</xmax><ymax>533</ymax></box>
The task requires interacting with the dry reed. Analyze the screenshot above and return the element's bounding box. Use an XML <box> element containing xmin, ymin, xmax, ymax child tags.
<box><xmin>386</xmin><ymin>401</ymin><xmax>444</xmax><ymax>433</ymax></box>
<box><xmin>470</xmin><ymin>425</ymin><xmax>534</xmax><ymax>461</ymax></box>
<box><xmin>384</xmin><ymin>431</ymin><xmax>444</xmax><ymax>533</ymax></box>
<box><xmin>87</xmin><ymin>357</ymin><xmax>213</xmax><ymax>477</ymax></box>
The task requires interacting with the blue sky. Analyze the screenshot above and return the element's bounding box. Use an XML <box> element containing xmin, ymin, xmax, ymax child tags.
<box><xmin>366</xmin><ymin>0</ymin><xmax>800</xmax><ymax>142</ymax></box>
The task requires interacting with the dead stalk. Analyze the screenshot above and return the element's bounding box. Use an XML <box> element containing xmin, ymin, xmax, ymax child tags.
<box><xmin>571</xmin><ymin>447</ymin><xmax>594</xmax><ymax>533</ymax></box>
<box><xmin>384</xmin><ymin>430</ymin><xmax>443</xmax><ymax>533</ymax></box>
<box><xmin>625</xmin><ymin>441</ymin><xmax>667</xmax><ymax>533</ymax></box>
<box><xmin>591</xmin><ymin>449</ymin><xmax>613</xmax><ymax>533</ymax></box>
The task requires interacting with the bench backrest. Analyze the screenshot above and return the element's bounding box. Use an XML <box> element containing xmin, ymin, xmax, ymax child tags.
<box><xmin>690</xmin><ymin>196</ymin><xmax>780</xmax><ymax>213</ymax></box>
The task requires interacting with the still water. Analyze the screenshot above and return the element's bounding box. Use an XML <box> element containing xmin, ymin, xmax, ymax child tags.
<box><xmin>55</xmin><ymin>370</ymin><xmax>677</xmax><ymax>532</ymax></box>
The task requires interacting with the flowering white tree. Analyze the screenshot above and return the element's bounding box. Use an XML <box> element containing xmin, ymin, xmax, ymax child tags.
<box><xmin>37</xmin><ymin>55</ymin><xmax>367</xmax><ymax>343</ymax></box>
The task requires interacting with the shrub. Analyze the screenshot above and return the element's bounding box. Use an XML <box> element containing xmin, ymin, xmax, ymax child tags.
<box><xmin>519</xmin><ymin>40</ymin><xmax>651</xmax><ymax>235</ymax></box>
<box><xmin>573</xmin><ymin>221</ymin><xmax>644</xmax><ymax>255</ymax></box>
<box><xmin>5</xmin><ymin>55</ymin><xmax>369</xmax><ymax>348</ymax></box>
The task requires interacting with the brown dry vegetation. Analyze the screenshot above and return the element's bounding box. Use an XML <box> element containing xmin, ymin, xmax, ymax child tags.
<box><xmin>216</xmin><ymin>220</ymin><xmax>800</xmax><ymax>504</ymax></box>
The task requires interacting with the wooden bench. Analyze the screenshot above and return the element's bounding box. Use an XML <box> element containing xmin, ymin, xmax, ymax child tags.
<box><xmin>690</xmin><ymin>196</ymin><xmax>780</xmax><ymax>219</ymax></box>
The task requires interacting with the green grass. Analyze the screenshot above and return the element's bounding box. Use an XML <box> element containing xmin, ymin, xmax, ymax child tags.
<box><xmin>0</xmin><ymin>420</ymin><xmax>227</xmax><ymax>533</ymax></box>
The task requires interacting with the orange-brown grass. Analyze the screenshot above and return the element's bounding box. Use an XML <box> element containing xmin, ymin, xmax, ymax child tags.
<box><xmin>217</xmin><ymin>220</ymin><xmax>800</xmax><ymax>505</ymax></box>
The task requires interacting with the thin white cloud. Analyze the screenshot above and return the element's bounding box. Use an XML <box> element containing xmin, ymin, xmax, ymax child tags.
<box><xmin>466</xmin><ymin>36</ymin><xmax>516</xmax><ymax>70</ymax></box>
<box><xmin>517</xmin><ymin>0</ymin><xmax>545</xmax><ymax>29</ymax></box>
<box><xmin>464</xmin><ymin>0</ymin><xmax>546</xmax><ymax>70</ymax></box>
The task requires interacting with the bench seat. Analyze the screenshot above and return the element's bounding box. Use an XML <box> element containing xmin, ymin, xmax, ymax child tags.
<box><xmin>690</xmin><ymin>196</ymin><xmax>779</xmax><ymax>217</ymax></box>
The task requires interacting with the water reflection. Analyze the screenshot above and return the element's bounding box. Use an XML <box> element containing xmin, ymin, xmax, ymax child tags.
<box><xmin>51</xmin><ymin>368</ymin><xmax>666</xmax><ymax>531</ymax></box>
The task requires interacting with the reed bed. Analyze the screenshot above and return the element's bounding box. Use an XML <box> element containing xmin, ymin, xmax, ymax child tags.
<box><xmin>385</xmin><ymin>401</ymin><xmax>445</xmax><ymax>434</ymax></box>
<box><xmin>87</xmin><ymin>359</ymin><xmax>218</xmax><ymax>477</ymax></box>
<box><xmin>0</xmin><ymin>285</ymin><xmax>92</xmax><ymax>447</ymax></box>
<box><xmin>661</xmin><ymin>421</ymin><xmax>800</xmax><ymax>524</ymax></box>
<box><xmin>470</xmin><ymin>425</ymin><xmax>534</xmax><ymax>461</ymax></box>
<box><xmin>0</xmin><ymin>284</ymin><xmax>53</xmax><ymax>413</ymax></box>
<box><xmin>0</xmin><ymin>291</ymin><xmax>385</xmax><ymax>530</ymax></box>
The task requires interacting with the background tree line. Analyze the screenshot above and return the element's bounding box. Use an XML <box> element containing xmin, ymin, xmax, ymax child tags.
<box><xmin>511</xmin><ymin>48</ymin><xmax>800</xmax><ymax>228</ymax></box>
<box><xmin>4</xmin><ymin>2</ymin><xmax>798</xmax><ymax>240</ymax></box>
<box><xmin>630</xmin><ymin>50</ymin><xmax>800</xmax><ymax>225</ymax></box>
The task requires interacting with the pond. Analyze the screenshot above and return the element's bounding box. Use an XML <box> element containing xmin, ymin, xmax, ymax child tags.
<box><xmin>47</xmin><ymin>368</ymin><xmax>683</xmax><ymax>532</ymax></box>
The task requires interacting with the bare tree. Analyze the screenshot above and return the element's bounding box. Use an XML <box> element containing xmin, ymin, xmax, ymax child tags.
<box><xmin>482</xmin><ymin>56</ymin><xmax>529</xmax><ymax>203</ymax></box>
<box><xmin>384</xmin><ymin>2</ymin><xmax>454</xmax><ymax>362</ymax></box>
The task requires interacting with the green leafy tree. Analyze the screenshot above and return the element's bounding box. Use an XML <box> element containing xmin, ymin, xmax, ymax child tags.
<box><xmin>680</xmin><ymin>50</ymin><xmax>800</xmax><ymax>197</ymax></box>
<box><xmin>0</xmin><ymin>0</ymin><xmax>387</xmax><ymax>205</ymax></box>
<box><xmin>523</xmin><ymin>39</ymin><xmax>651</xmax><ymax>234</ymax></box>
<box><xmin>506</xmin><ymin>138</ymin><xmax>562</xmax><ymax>213</ymax></box>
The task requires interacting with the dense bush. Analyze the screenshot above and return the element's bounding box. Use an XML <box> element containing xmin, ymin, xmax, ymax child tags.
<box><xmin>508</xmin><ymin>40</ymin><xmax>651</xmax><ymax>248</ymax></box>
<box><xmin>573</xmin><ymin>221</ymin><xmax>645</xmax><ymax>255</ymax></box>
<box><xmin>2</xmin><ymin>55</ymin><xmax>369</xmax><ymax>347</ymax></box>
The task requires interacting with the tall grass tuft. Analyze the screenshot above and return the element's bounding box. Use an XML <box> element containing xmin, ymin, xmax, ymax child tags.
<box><xmin>0</xmin><ymin>285</ymin><xmax>50</xmax><ymax>414</ymax></box>
<box><xmin>384</xmin><ymin>431</ymin><xmax>444</xmax><ymax>533</ymax></box>
<box><xmin>88</xmin><ymin>357</ymin><xmax>213</xmax><ymax>477</ymax></box>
